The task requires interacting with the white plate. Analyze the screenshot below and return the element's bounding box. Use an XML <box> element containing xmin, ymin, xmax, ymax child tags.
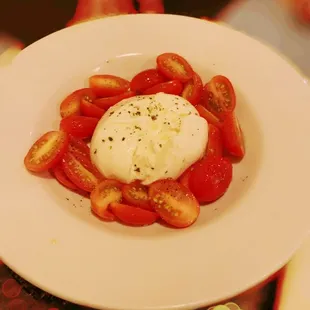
<box><xmin>0</xmin><ymin>14</ymin><xmax>310</xmax><ymax>310</ymax></box>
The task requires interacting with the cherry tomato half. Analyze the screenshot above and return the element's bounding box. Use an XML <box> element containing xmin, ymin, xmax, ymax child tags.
<box><xmin>80</xmin><ymin>96</ymin><xmax>105</xmax><ymax>119</ymax></box>
<box><xmin>222</xmin><ymin>112</ymin><xmax>245</xmax><ymax>158</ymax></box>
<box><xmin>60</xmin><ymin>88</ymin><xmax>95</xmax><ymax>118</ymax></box>
<box><xmin>182</xmin><ymin>72</ymin><xmax>203</xmax><ymax>105</ymax></box>
<box><xmin>143</xmin><ymin>80</ymin><xmax>183</xmax><ymax>96</ymax></box>
<box><xmin>156</xmin><ymin>53</ymin><xmax>194</xmax><ymax>82</ymax></box>
<box><xmin>203</xmin><ymin>75</ymin><xmax>236</xmax><ymax>119</ymax></box>
<box><xmin>195</xmin><ymin>104</ymin><xmax>221</xmax><ymax>127</ymax></box>
<box><xmin>189</xmin><ymin>157</ymin><xmax>232</xmax><ymax>203</ymax></box>
<box><xmin>51</xmin><ymin>164</ymin><xmax>78</xmax><ymax>191</ymax></box>
<box><xmin>89</xmin><ymin>75</ymin><xmax>130</xmax><ymax>97</ymax></box>
<box><xmin>60</xmin><ymin>115</ymin><xmax>99</xmax><ymax>139</ymax></box>
<box><xmin>206</xmin><ymin>124</ymin><xmax>223</xmax><ymax>158</ymax></box>
<box><xmin>90</xmin><ymin>179</ymin><xmax>123</xmax><ymax>221</ymax></box>
<box><xmin>94</xmin><ymin>91</ymin><xmax>136</xmax><ymax>110</ymax></box>
<box><xmin>110</xmin><ymin>203</ymin><xmax>159</xmax><ymax>226</ymax></box>
<box><xmin>130</xmin><ymin>69</ymin><xmax>166</xmax><ymax>94</ymax></box>
<box><xmin>149</xmin><ymin>179</ymin><xmax>200</xmax><ymax>228</ymax></box>
<box><xmin>68</xmin><ymin>136</ymin><xmax>90</xmax><ymax>159</ymax></box>
<box><xmin>62</xmin><ymin>152</ymin><xmax>98</xmax><ymax>192</ymax></box>
<box><xmin>24</xmin><ymin>131</ymin><xmax>69</xmax><ymax>173</ymax></box>
<box><xmin>122</xmin><ymin>181</ymin><xmax>152</xmax><ymax>211</ymax></box>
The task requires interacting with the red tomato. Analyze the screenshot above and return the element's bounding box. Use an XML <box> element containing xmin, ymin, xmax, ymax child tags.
<box><xmin>295</xmin><ymin>0</ymin><xmax>310</xmax><ymax>23</ymax></box>
<box><xmin>195</xmin><ymin>104</ymin><xmax>222</xmax><ymax>127</ymax></box>
<box><xmin>24</xmin><ymin>131</ymin><xmax>69</xmax><ymax>173</ymax></box>
<box><xmin>1</xmin><ymin>279</ymin><xmax>21</xmax><ymax>299</ymax></box>
<box><xmin>130</xmin><ymin>69</ymin><xmax>166</xmax><ymax>93</ymax></box>
<box><xmin>206</xmin><ymin>124</ymin><xmax>223</xmax><ymax>158</ymax></box>
<box><xmin>89</xmin><ymin>75</ymin><xmax>130</xmax><ymax>97</ymax></box>
<box><xmin>156</xmin><ymin>53</ymin><xmax>194</xmax><ymax>82</ymax></box>
<box><xmin>62</xmin><ymin>152</ymin><xmax>98</xmax><ymax>192</ymax></box>
<box><xmin>189</xmin><ymin>157</ymin><xmax>232</xmax><ymax>203</ymax></box>
<box><xmin>203</xmin><ymin>75</ymin><xmax>236</xmax><ymax>119</ymax></box>
<box><xmin>60</xmin><ymin>116</ymin><xmax>99</xmax><ymax>139</ymax></box>
<box><xmin>122</xmin><ymin>182</ymin><xmax>152</xmax><ymax>211</ymax></box>
<box><xmin>68</xmin><ymin>136</ymin><xmax>90</xmax><ymax>159</ymax></box>
<box><xmin>60</xmin><ymin>88</ymin><xmax>95</xmax><ymax>118</ymax></box>
<box><xmin>179</xmin><ymin>168</ymin><xmax>192</xmax><ymax>189</ymax></box>
<box><xmin>90</xmin><ymin>179</ymin><xmax>123</xmax><ymax>221</ymax></box>
<box><xmin>149</xmin><ymin>179</ymin><xmax>200</xmax><ymax>228</ymax></box>
<box><xmin>182</xmin><ymin>72</ymin><xmax>203</xmax><ymax>105</ymax></box>
<box><xmin>222</xmin><ymin>112</ymin><xmax>245</xmax><ymax>158</ymax></box>
<box><xmin>51</xmin><ymin>165</ymin><xmax>78</xmax><ymax>191</ymax></box>
<box><xmin>110</xmin><ymin>203</ymin><xmax>159</xmax><ymax>226</ymax></box>
<box><xmin>80</xmin><ymin>96</ymin><xmax>105</xmax><ymax>119</ymax></box>
<box><xmin>94</xmin><ymin>91</ymin><xmax>135</xmax><ymax>110</ymax></box>
<box><xmin>143</xmin><ymin>80</ymin><xmax>183</xmax><ymax>95</ymax></box>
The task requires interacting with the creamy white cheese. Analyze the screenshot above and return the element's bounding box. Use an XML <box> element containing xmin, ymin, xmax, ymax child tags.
<box><xmin>90</xmin><ymin>93</ymin><xmax>208</xmax><ymax>185</ymax></box>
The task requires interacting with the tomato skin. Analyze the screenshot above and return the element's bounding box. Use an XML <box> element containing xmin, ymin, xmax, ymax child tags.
<box><xmin>24</xmin><ymin>131</ymin><xmax>69</xmax><ymax>173</ymax></box>
<box><xmin>206</xmin><ymin>124</ymin><xmax>223</xmax><ymax>158</ymax></box>
<box><xmin>60</xmin><ymin>116</ymin><xmax>99</xmax><ymax>139</ymax></box>
<box><xmin>62</xmin><ymin>152</ymin><xmax>98</xmax><ymax>192</ymax></box>
<box><xmin>90</xmin><ymin>179</ymin><xmax>123</xmax><ymax>221</ymax></box>
<box><xmin>182</xmin><ymin>72</ymin><xmax>203</xmax><ymax>105</ymax></box>
<box><xmin>94</xmin><ymin>91</ymin><xmax>136</xmax><ymax>110</ymax></box>
<box><xmin>143</xmin><ymin>80</ymin><xmax>183</xmax><ymax>96</ymax></box>
<box><xmin>122</xmin><ymin>181</ymin><xmax>152</xmax><ymax>211</ymax></box>
<box><xmin>80</xmin><ymin>96</ymin><xmax>105</xmax><ymax>119</ymax></box>
<box><xmin>89</xmin><ymin>75</ymin><xmax>130</xmax><ymax>97</ymax></box>
<box><xmin>156</xmin><ymin>53</ymin><xmax>194</xmax><ymax>82</ymax></box>
<box><xmin>203</xmin><ymin>75</ymin><xmax>236</xmax><ymax>119</ymax></box>
<box><xmin>130</xmin><ymin>69</ymin><xmax>166</xmax><ymax>94</ymax></box>
<box><xmin>189</xmin><ymin>157</ymin><xmax>233</xmax><ymax>203</ymax></box>
<box><xmin>149</xmin><ymin>179</ymin><xmax>200</xmax><ymax>228</ymax></box>
<box><xmin>195</xmin><ymin>104</ymin><xmax>222</xmax><ymax>127</ymax></box>
<box><xmin>60</xmin><ymin>88</ymin><xmax>95</xmax><ymax>118</ymax></box>
<box><xmin>51</xmin><ymin>164</ymin><xmax>78</xmax><ymax>191</ymax></box>
<box><xmin>110</xmin><ymin>203</ymin><xmax>159</xmax><ymax>226</ymax></box>
<box><xmin>179</xmin><ymin>168</ymin><xmax>192</xmax><ymax>189</ymax></box>
<box><xmin>222</xmin><ymin>112</ymin><xmax>245</xmax><ymax>158</ymax></box>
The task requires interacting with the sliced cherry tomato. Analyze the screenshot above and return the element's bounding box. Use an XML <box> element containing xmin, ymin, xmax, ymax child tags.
<box><xmin>60</xmin><ymin>88</ymin><xmax>95</xmax><ymax>118</ymax></box>
<box><xmin>222</xmin><ymin>112</ymin><xmax>245</xmax><ymax>158</ymax></box>
<box><xmin>80</xmin><ymin>96</ymin><xmax>105</xmax><ymax>119</ymax></box>
<box><xmin>143</xmin><ymin>80</ymin><xmax>183</xmax><ymax>95</ymax></box>
<box><xmin>182</xmin><ymin>72</ymin><xmax>203</xmax><ymax>105</ymax></box>
<box><xmin>156</xmin><ymin>53</ymin><xmax>194</xmax><ymax>82</ymax></box>
<box><xmin>206</xmin><ymin>124</ymin><xmax>223</xmax><ymax>158</ymax></box>
<box><xmin>89</xmin><ymin>75</ymin><xmax>130</xmax><ymax>97</ymax></box>
<box><xmin>1</xmin><ymin>279</ymin><xmax>21</xmax><ymax>298</ymax></box>
<box><xmin>295</xmin><ymin>0</ymin><xmax>310</xmax><ymax>23</ymax></box>
<box><xmin>189</xmin><ymin>157</ymin><xmax>232</xmax><ymax>203</ymax></box>
<box><xmin>62</xmin><ymin>152</ymin><xmax>98</xmax><ymax>192</ymax></box>
<box><xmin>68</xmin><ymin>136</ymin><xmax>90</xmax><ymax>159</ymax></box>
<box><xmin>90</xmin><ymin>179</ymin><xmax>123</xmax><ymax>221</ymax></box>
<box><xmin>24</xmin><ymin>131</ymin><xmax>69</xmax><ymax>173</ymax></box>
<box><xmin>203</xmin><ymin>75</ymin><xmax>236</xmax><ymax>119</ymax></box>
<box><xmin>51</xmin><ymin>165</ymin><xmax>78</xmax><ymax>191</ymax></box>
<box><xmin>195</xmin><ymin>104</ymin><xmax>222</xmax><ymax>127</ymax></box>
<box><xmin>60</xmin><ymin>116</ymin><xmax>99</xmax><ymax>139</ymax></box>
<box><xmin>149</xmin><ymin>179</ymin><xmax>200</xmax><ymax>228</ymax></box>
<box><xmin>130</xmin><ymin>69</ymin><xmax>166</xmax><ymax>94</ymax></box>
<box><xmin>110</xmin><ymin>203</ymin><xmax>158</xmax><ymax>226</ymax></box>
<box><xmin>122</xmin><ymin>181</ymin><xmax>152</xmax><ymax>211</ymax></box>
<box><xmin>94</xmin><ymin>91</ymin><xmax>136</xmax><ymax>110</ymax></box>
<box><xmin>179</xmin><ymin>168</ymin><xmax>193</xmax><ymax>189</ymax></box>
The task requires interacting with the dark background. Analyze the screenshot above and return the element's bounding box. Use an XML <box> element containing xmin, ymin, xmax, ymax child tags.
<box><xmin>0</xmin><ymin>0</ymin><xmax>231</xmax><ymax>46</ymax></box>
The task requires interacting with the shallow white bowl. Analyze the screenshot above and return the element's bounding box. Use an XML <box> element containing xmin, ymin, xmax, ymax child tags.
<box><xmin>0</xmin><ymin>14</ymin><xmax>310</xmax><ymax>310</ymax></box>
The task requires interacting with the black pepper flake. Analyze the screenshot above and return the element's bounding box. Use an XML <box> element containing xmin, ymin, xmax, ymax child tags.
<box><xmin>109</xmin><ymin>146</ymin><xmax>112</xmax><ymax>150</ymax></box>
<box><xmin>135</xmin><ymin>167</ymin><xmax>141</xmax><ymax>173</ymax></box>
<box><xmin>66</xmin><ymin>198</ymin><xmax>69</xmax><ymax>201</ymax></box>
<box><xmin>151</xmin><ymin>115</ymin><xmax>157</xmax><ymax>121</ymax></box>
<box><xmin>165</xmin><ymin>170</ymin><xmax>168</xmax><ymax>174</ymax></box>
<box><xmin>134</xmin><ymin>125</ymin><xmax>141</xmax><ymax>130</ymax></box>
<box><xmin>159</xmin><ymin>144</ymin><xmax>162</xmax><ymax>148</ymax></box>
<box><xmin>138</xmin><ymin>139</ymin><xmax>141</xmax><ymax>142</ymax></box>
<box><xmin>102</xmin><ymin>139</ymin><xmax>105</xmax><ymax>142</ymax></box>
<box><xmin>108</xmin><ymin>137</ymin><xmax>113</xmax><ymax>141</ymax></box>
<box><xmin>151</xmin><ymin>167</ymin><xmax>154</xmax><ymax>170</ymax></box>
<box><xmin>122</xmin><ymin>137</ymin><xmax>125</xmax><ymax>141</ymax></box>
<box><xmin>94</xmin><ymin>149</ymin><xmax>97</xmax><ymax>154</ymax></box>
<box><xmin>109</xmin><ymin>111</ymin><xmax>115</xmax><ymax>116</ymax></box>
